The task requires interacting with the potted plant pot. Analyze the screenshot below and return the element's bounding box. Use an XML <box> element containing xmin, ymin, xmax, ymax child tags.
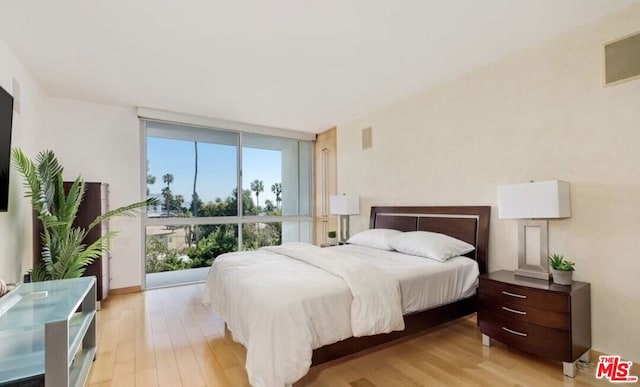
<box><xmin>548</xmin><ymin>254</ymin><xmax>575</xmax><ymax>285</ymax></box>
<box><xmin>327</xmin><ymin>231</ymin><xmax>337</xmax><ymax>246</ymax></box>
<box><xmin>550</xmin><ymin>268</ymin><xmax>573</xmax><ymax>285</ymax></box>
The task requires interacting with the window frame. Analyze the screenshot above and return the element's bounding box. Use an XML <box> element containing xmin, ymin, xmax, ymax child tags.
<box><xmin>140</xmin><ymin>119</ymin><xmax>313</xmax><ymax>287</ymax></box>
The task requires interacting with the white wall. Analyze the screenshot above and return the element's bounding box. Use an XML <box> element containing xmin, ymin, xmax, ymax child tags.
<box><xmin>0</xmin><ymin>39</ymin><xmax>144</xmax><ymax>290</ymax></box>
<box><xmin>0</xmin><ymin>38</ymin><xmax>45</xmax><ymax>283</ymax></box>
<box><xmin>39</xmin><ymin>98</ymin><xmax>142</xmax><ymax>289</ymax></box>
<box><xmin>337</xmin><ymin>4</ymin><xmax>640</xmax><ymax>361</ymax></box>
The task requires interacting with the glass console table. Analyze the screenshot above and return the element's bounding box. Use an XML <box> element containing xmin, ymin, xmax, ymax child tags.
<box><xmin>0</xmin><ymin>277</ymin><xmax>97</xmax><ymax>387</ymax></box>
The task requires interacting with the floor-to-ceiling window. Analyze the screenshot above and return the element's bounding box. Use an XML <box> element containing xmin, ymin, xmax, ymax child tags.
<box><xmin>143</xmin><ymin>120</ymin><xmax>312</xmax><ymax>288</ymax></box>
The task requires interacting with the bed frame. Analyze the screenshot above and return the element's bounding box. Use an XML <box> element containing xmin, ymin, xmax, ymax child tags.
<box><xmin>311</xmin><ymin>205</ymin><xmax>491</xmax><ymax>365</ymax></box>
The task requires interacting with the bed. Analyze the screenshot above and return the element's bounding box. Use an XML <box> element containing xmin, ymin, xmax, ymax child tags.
<box><xmin>203</xmin><ymin>205</ymin><xmax>490</xmax><ymax>386</ymax></box>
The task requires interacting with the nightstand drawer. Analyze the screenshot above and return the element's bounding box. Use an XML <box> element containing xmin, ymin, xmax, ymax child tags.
<box><xmin>479</xmin><ymin>293</ymin><xmax>570</xmax><ymax>330</ymax></box>
<box><xmin>480</xmin><ymin>278</ymin><xmax>569</xmax><ymax>313</ymax></box>
<box><xmin>479</xmin><ymin>310</ymin><xmax>571</xmax><ymax>361</ymax></box>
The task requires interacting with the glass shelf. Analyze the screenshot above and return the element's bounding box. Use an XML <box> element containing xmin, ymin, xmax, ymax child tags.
<box><xmin>0</xmin><ymin>277</ymin><xmax>96</xmax><ymax>386</ymax></box>
<box><xmin>0</xmin><ymin>277</ymin><xmax>94</xmax><ymax>329</ymax></box>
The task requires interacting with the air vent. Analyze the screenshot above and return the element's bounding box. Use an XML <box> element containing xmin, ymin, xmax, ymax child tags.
<box><xmin>362</xmin><ymin>127</ymin><xmax>372</xmax><ymax>150</ymax></box>
<box><xmin>604</xmin><ymin>31</ymin><xmax>640</xmax><ymax>85</ymax></box>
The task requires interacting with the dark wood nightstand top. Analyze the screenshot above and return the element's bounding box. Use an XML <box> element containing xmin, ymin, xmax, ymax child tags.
<box><xmin>480</xmin><ymin>270</ymin><xmax>589</xmax><ymax>294</ymax></box>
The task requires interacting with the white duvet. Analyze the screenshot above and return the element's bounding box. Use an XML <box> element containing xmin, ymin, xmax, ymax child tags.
<box><xmin>203</xmin><ymin>243</ymin><xmax>404</xmax><ymax>387</ymax></box>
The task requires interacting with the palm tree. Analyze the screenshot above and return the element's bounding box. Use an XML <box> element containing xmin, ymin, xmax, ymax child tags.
<box><xmin>162</xmin><ymin>173</ymin><xmax>174</xmax><ymax>215</ymax></box>
<box><xmin>250</xmin><ymin>179</ymin><xmax>264</xmax><ymax>207</ymax></box>
<box><xmin>12</xmin><ymin>148</ymin><xmax>154</xmax><ymax>281</ymax></box>
<box><xmin>163</xmin><ymin>173</ymin><xmax>174</xmax><ymax>189</ymax></box>
<box><xmin>271</xmin><ymin>182</ymin><xmax>282</xmax><ymax>209</ymax></box>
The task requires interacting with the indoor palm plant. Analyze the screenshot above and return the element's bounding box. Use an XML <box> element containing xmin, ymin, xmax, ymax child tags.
<box><xmin>548</xmin><ymin>253</ymin><xmax>575</xmax><ymax>285</ymax></box>
<box><xmin>12</xmin><ymin>148</ymin><xmax>154</xmax><ymax>281</ymax></box>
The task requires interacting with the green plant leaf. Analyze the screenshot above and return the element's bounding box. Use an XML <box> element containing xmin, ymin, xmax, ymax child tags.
<box><xmin>548</xmin><ymin>253</ymin><xmax>575</xmax><ymax>271</ymax></box>
<box><xmin>87</xmin><ymin>199</ymin><xmax>152</xmax><ymax>232</ymax></box>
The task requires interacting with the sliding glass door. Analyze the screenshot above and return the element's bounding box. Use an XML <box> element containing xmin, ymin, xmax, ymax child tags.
<box><xmin>143</xmin><ymin>120</ymin><xmax>312</xmax><ymax>288</ymax></box>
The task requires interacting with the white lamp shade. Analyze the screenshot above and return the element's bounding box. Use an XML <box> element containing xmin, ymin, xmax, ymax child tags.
<box><xmin>329</xmin><ymin>195</ymin><xmax>360</xmax><ymax>215</ymax></box>
<box><xmin>498</xmin><ymin>180</ymin><xmax>571</xmax><ymax>219</ymax></box>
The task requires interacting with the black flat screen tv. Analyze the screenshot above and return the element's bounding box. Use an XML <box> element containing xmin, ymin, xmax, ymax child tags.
<box><xmin>0</xmin><ymin>85</ymin><xmax>14</xmax><ymax>212</ymax></box>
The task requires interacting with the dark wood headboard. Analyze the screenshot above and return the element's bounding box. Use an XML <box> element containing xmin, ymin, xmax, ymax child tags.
<box><xmin>369</xmin><ymin>206</ymin><xmax>491</xmax><ymax>274</ymax></box>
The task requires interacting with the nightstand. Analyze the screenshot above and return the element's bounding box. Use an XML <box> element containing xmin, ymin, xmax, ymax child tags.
<box><xmin>478</xmin><ymin>270</ymin><xmax>591</xmax><ymax>377</ymax></box>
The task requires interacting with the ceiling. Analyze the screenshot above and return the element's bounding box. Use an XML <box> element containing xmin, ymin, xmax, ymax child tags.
<box><xmin>0</xmin><ymin>1</ymin><xmax>636</xmax><ymax>133</ymax></box>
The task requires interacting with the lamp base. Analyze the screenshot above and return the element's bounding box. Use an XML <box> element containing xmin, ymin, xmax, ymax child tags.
<box><xmin>515</xmin><ymin>220</ymin><xmax>550</xmax><ymax>281</ymax></box>
<box><xmin>338</xmin><ymin>215</ymin><xmax>350</xmax><ymax>243</ymax></box>
<box><xmin>514</xmin><ymin>265</ymin><xmax>551</xmax><ymax>280</ymax></box>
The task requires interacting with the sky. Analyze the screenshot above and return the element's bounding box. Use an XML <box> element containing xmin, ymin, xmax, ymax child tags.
<box><xmin>146</xmin><ymin>136</ymin><xmax>282</xmax><ymax>205</ymax></box>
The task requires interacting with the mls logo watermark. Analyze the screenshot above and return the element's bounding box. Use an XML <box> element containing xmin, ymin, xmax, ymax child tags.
<box><xmin>596</xmin><ymin>355</ymin><xmax>638</xmax><ymax>383</ymax></box>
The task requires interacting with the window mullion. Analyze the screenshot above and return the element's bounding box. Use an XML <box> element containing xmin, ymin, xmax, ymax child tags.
<box><xmin>237</xmin><ymin>132</ymin><xmax>243</xmax><ymax>250</ymax></box>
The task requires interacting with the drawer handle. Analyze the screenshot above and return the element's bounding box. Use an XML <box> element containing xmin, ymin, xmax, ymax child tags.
<box><xmin>502</xmin><ymin>306</ymin><xmax>527</xmax><ymax>315</ymax></box>
<box><xmin>502</xmin><ymin>327</ymin><xmax>528</xmax><ymax>337</ymax></box>
<box><xmin>501</xmin><ymin>290</ymin><xmax>527</xmax><ymax>299</ymax></box>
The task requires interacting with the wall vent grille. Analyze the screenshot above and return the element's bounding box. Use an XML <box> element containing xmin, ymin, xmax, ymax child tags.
<box><xmin>604</xmin><ymin>31</ymin><xmax>640</xmax><ymax>85</ymax></box>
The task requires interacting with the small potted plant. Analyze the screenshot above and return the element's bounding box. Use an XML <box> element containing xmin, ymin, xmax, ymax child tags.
<box><xmin>548</xmin><ymin>254</ymin><xmax>575</xmax><ymax>285</ymax></box>
<box><xmin>327</xmin><ymin>231</ymin><xmax>337</xmax><ymax>246</ymax></box>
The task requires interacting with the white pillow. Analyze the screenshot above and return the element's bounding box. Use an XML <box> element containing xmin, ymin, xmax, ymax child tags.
<box><xmin>347</xmin><ymin>228</ymin><xmax>403</xmax><ymax>251</ymax></box>
<box><xmin>388</xmin><ymin>231</ymin><xmax>475</xmax><ymax>262</ymax></box>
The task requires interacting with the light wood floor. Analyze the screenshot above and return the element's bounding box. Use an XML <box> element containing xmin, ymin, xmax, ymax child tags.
<box><xmin>88</xmin><ymin>284</ymin><xmax>617</xmax><ymax>386</ymax></box>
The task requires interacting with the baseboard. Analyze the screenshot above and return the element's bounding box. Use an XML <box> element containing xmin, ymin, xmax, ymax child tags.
<box><xmin>108</xmin><ymin>285</ymin><xmax>142</xmax><ymax>296</ymax></box>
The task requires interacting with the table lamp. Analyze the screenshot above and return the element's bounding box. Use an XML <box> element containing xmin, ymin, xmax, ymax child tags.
<box><xmin>329</xmin><ymin>195</ymin><xmax>359</xmax><ymax>243</ymax></box>
<box><xmin>498</xmin><ymin>180</ymin><xmax>571</xmax><ymax>280</ymax></box>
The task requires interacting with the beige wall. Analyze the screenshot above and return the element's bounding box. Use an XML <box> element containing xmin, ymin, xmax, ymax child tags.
<box><xmin>337</xmin><ymin>4</ymin><xmax>640</xmax><ymax>361</ymax></box>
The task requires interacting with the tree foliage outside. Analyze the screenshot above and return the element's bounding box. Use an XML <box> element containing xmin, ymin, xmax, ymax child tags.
<box><xmin>146</xmin><ymin>177</ymin><xmax>283</xmax><ymax>273</ymax></box>
<box><xmin>250</xmin><ymin>179</ymin><xmax>264</xmax><ymax>207</ymax></box>
<box><xmin>271</xmin><ymin>182</ymin><xmax>282</xmax><ymax>209</ymax></box>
